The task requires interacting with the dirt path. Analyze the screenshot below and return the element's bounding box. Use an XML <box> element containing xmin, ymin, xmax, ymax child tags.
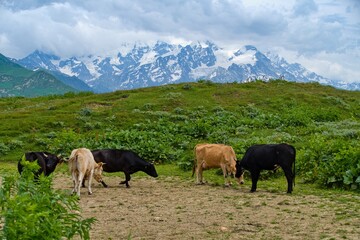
<box><xmin>53</xmin><ymin>174</ymin><xmax>360</xmax><ymax>240</ymax></box>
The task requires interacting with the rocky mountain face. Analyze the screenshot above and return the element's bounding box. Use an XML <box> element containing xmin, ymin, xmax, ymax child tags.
<box><xmin>15</xmin><ymin>42</ymin><xmax>360</xmax><ymax>92</ymax></box>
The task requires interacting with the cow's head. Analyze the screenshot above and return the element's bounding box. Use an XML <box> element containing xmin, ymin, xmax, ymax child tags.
<box><xmin>144</xmin><ymin>163</ymin><xmax>158</xmax><ymax>178</ymax></box>
<box><xmin>93</xmin><ymin>162</ymin><xmax>105</xmax><ymax>183</ymax></box>
<box><xmin>43</xmin><ymin>152</ymin><xmax>63</xmax><ymax>176</ymax></box>
<box><xmin>235</xmin><ymin>160</ymin><xmax>245</xmax><ymax>184</ymax></box>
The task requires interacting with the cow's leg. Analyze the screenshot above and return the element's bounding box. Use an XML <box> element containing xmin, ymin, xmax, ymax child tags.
<box><xmin>221</xmin><ymin>164</ymin><xmax>230</xmax><ymax>187</ymax></box>
<box><xmin>283</xmin><ymin>167</ymin><xmax>293</xmax><ymax>193</ymax></box>
<box><xmin>195</xmin><ymin>165</ymin><xmax>200</xmax><ymax>184</ymax></box>
<box><xmin>120</xmin><ymin>172</ymin><xmax>131</xmax><ymax>188</ymax></box>
<box><xmin>76</xmin><ymin>172</ymin><xmax>83</xmax><ymax>197</ymax></box>
<box><xmin>197</xmin><ymin>166</ymin><xmax>204</xmax><ymax>184</ymax></box>
<box><xmin>250</xmin><ymin>170</ymin><xmax>260</xmax><ymax>192</ymax></box>
<box><xmin>81</xmin><ymin>179</ymin><xmax>86</xmax><ymax>188</ymax></box>
<box><xmin>87</xmin><ymin>170</ymin><xmax>94</xmax><ymax>195</ymax></box>
<box><xmin>71</xmin><ymin>172</ymin><xmax>77</xmax><ymax>195</ymax></box>
<box><xmin>100</xmin><ymin>180</ymin><xmax>108</xmax><ymax>188</ymax></box>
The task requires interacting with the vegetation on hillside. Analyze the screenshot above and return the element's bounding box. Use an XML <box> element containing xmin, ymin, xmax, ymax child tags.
<box><xmin>0</xmin><ymin>80</ymin><xmax>359</xmax><ymax>189</ymax></box>
<box><xmin>0</xmin><ymin>54</ymin><xmax>76</xmax><ymax>97</ymax></box>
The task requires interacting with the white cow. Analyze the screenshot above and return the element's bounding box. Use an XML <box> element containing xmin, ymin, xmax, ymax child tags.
<box><xmin>68</xmin><ymin>148</ymin><xmax>104</xmax><ymax>197</ymax></box>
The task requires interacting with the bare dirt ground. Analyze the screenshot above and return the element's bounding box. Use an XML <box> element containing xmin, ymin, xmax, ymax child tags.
<box><xmin>53</xmin><ymin>173</ymin><xmax>360</xmax><ymax>240</ymax></box>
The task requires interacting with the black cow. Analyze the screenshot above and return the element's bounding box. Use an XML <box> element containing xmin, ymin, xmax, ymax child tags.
<box><xmin>18</xmin><ymin>152</ymin><xmax>62</xmax><ymax>178</ymax></box>
<box><xmin>235</xmin><ymin>144</ymin><xmax>296</xmax><ymax>193</ymax></box>
<box><xmin>90</xmin><ymin>149</ymin><xmax>158</xmax><ymax>188</ymax></box>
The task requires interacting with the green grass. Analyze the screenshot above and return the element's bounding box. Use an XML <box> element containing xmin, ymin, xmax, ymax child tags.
<box><xmin>1</xmin><ymin>81</ymin><xmax>358</xmax><ymax>141</ymax></box>
<box><xmin>4</xmin><ymin>161</ymin><xmax>359</xmax><ymax>229</ymax></box>
<box><xmin>0</xmin><ymin>80</ymin><xmax>359</xmax><ymax>190</ymax></box>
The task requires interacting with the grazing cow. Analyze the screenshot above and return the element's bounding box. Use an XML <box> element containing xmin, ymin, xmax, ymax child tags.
<box><xmin>90</xmin><ymin>149</ymin><xmax>158</xmax><ymax>188</ymax></box>
<box><xmin>68</xmin><ymin>148</ymin><xmax>105</xmax><ymax>197</ymax></box>
<box><xmin>18</xmin><ymin>152</ymin><xmax>62</xmax><ymax>178</ymax></box>
<box><xmin>235</xmin><ymin>143</ymin><xmax>296</xmax><ymax>193</ymax></box>
<box><xmin>192</xmin><ymin>143</ymin><xmax>244</xmax><ymax>186</ymax></box>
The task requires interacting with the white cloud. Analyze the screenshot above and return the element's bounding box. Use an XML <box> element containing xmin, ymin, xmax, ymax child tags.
<box><xmin>0</xmin><ymin>0</ymin><xmax>359</xmax><ymax>83</ymax></box>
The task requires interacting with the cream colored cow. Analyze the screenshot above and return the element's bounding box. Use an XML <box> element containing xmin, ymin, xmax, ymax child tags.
<box><xmin>192</xmin><ymin>143</ymin><xmax>244</xmax><ymax>186</ymax></box>
<box><xmin>68</xmin><ymin>148</ymin><xmax>104</xmax><ymax>197</ymax></box>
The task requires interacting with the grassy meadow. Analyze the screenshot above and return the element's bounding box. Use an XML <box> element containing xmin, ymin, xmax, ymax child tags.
<box><xmin>0</xmin><ymin>80</ymin><xmax>360</xmax><ymax>190</ymax></box>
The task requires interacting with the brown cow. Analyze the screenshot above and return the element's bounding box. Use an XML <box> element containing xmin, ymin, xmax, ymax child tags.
<box><xmin>68</xmin><ymin>148</ymin><xmax>104</xmax><ymax>197</ymax></box>
<box><xmin>192</xmin><ymin>143</ymin><xmax>244</xmax><ymax>186</ymax></box>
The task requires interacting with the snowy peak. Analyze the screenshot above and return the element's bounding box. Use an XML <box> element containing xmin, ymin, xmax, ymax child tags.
<box><xmin>18</xmin><ymin>50</ymin><xmax>60</xmax><ymax>71</ymax></box>
<box><xmin>15</xmin><ymin>41</ymin><xmax>359</xmax><ymax>92</ymax></box>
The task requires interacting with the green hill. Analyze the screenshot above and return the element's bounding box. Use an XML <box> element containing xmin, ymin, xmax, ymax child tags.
<box><xmin>0</xmin><ymin>80</ymin><xmax>359</xmax><ymax>189</ymax></box>
<box><xmin>0</xmin><ymin>54</ymin><xmax>77</xmax><ymax>97</ymax></box>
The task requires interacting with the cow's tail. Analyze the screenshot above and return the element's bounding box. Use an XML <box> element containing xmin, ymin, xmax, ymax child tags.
<box><xmin>292</xmin><ymin>146</ymin><xmax>296</xmax><ymax>188</ymax></box>
<box><xmin>68</xmin><ymin>150</ymin><xmax>79</xmax><ymax>172</ymax></box>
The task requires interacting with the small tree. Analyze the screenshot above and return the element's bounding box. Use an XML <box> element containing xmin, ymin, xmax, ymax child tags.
<box><xmin>0</xmin><ymin>159</ymin><xmax>95</xmax><ymax>239</ymax></box>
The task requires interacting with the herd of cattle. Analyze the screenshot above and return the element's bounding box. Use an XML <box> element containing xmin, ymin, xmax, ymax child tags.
<box><xmin>17</xmin><ymin>143</ymin><xmax>296</xmax><ymax>197</ymax></box>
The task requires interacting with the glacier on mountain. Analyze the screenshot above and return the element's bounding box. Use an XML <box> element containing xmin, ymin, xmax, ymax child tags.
<box><xmin>15</xmin><ymin>41</ymin><xmax>359</xmax><ymax>92</ymax></box>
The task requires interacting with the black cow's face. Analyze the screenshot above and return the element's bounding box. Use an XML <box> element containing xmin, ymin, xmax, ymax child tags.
<box><xmin>235</xmin><ymin>161</ymin><xmax>245</xmax><ymax>179</ymax></box>
<box><xmin>45</xmin><ymin>154</ymin><xmax>62</xmax><ymax>175</ymax></box>
<box><xmin>144</xmin><ymin>164</ymin><xmax>158</xmax><ymax>178</ymax></box>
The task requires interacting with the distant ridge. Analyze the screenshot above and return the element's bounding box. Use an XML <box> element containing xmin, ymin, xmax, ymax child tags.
<box><xmin>11</xmin><ymin>41</ymin><xmax>360</xmax><ymax>92</ymax></box>
<box><xmin>0</xmin><ymin>53</ymin><xmax>77</xmax><ymax>97</ymax></box>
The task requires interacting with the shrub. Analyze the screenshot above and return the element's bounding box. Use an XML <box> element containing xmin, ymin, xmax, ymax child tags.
<box><xmin>0</xmin><ymin>161</ymin><xmax>95</xmax><ymax>239</ymax></box>
<box><xmin>182</xmin><ymin>84</ymin><xmax>192</xmax><ymax>90</ymax></box>
<box><xmin>79</xmin><ymin>107</ymin><xmax>92</xmax><ymax>116</ymax></box>
<box><xmin>298</xmin><ymin>135</ymin><xmax>360</xmax><ymax>189</ymax></box>
<box><xmin>0</xmin><ymin>142</ymin><xmax>9</xmax><ymax>155</ymax></box>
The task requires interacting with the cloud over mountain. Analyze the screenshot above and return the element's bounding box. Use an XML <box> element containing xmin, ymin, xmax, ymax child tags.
<box><xmin>0</xmin><ymin>0</ymin><xmax>359</xmax><ymax>84</ymax></box>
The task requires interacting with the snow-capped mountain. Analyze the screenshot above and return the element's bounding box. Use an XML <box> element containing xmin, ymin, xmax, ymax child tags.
<box><xmin>16</xmin><ymin>41</ymin><xmax>359</xmax><ymax>92</ymax></box>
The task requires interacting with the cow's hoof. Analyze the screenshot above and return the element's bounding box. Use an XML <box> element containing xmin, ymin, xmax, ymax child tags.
<box><xmin>88</xmin><ymin>192</ymin><xmax>92</xmax><ymax>195</ymax></box>
<box><xmin>250</xmin><ymin>189</ymin><xmax>256</xmax><ymax>193</ymax></box>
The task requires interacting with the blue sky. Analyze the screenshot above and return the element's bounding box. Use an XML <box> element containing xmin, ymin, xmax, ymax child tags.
<box><xmin>0</xmin><ymin>0</ymin><xmax>359</xmax><ymax>83</ymax></box>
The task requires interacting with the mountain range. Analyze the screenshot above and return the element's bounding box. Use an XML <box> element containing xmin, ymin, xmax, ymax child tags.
<box><xmin>0</xmin><ymin>54</ymin><xmax>77</xmax><ymax>97</ymax></box>
<box><xmin>1</xmin><ymin>41</ymin><xmax>359</xmax><ymax>96</ymax></box>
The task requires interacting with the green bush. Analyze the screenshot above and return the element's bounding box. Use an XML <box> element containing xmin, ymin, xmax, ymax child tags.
<box><xmin>79</xmin><ymin>107</ymin><xmax>92</xmax><ymax>116</ymax></box>
<box><xmin>0</xmin><ymin>160</ymin><xmax>95</xmax><ymax>239</ymax></box>
<box><xmin>298</xmin><ymin>135</ymin><xmax>360</xmax><ymax>189</ymax></box>
<box><xmin>0</xmin><ymin>142</ymin><xmax>9</xmax><ymax>155</ymax></box>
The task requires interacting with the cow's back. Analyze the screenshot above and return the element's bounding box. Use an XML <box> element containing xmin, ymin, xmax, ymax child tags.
<box><xmin>240</xmin><ymin>145</ymin><xmax>266</xmax><ymax>169</ymax></box>
<box><xmin>275</xmin><ymin>143</ymin><xmax>296</xmax><ymax>165</ymax></box>
<box><xmin>241</xmin><ymin>144</ymin><xmax>294</xmax><ymax>170</ymax></box>
<box><xmin>92</xmin><ymin>149</ymin><xmax>128</xmax><ymax>172</ymax></box>
<box><xmin>69</xmin><ymin>148</ymin><xmax>96</xmax><ymax>173</ymax></box>
<box><xmin>195</xmin><ymin>144</ymin><xmax>231</xmax><ymax>168</ymax></box>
